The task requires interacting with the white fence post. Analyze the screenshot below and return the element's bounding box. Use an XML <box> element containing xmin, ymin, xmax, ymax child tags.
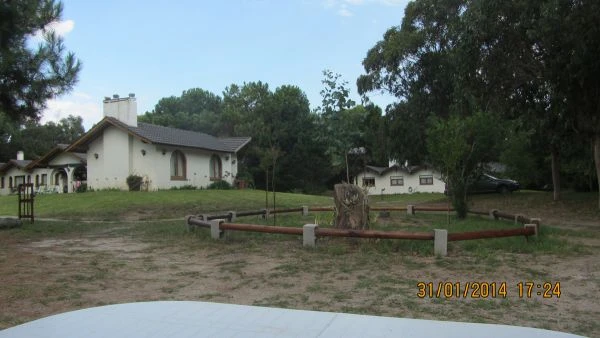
<box><xmin>303</xmin><ymin>224</ymin><xmax>318</xmax><ymax>247</ymax></box>
<box><xmin>434</xmin><ymin>229</ymin><xmax>448</xmax><ymax>256</ymax></box>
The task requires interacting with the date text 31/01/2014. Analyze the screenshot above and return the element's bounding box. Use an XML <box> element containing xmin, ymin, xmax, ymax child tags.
<box><xmin>416</xmin><ymin>282</ymin><xmax>561</xmax><ymax>299</ymax></box>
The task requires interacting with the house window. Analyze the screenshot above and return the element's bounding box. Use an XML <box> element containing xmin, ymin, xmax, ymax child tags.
<box><xmin>27</xmin><ymin>175</ymin><xmax>31</xmax><ymax>183</ymax></box>
<box><xmin>15</xmin><ymin>175</ymin><xmax>25</xmax><ymax>187</ymax></box>
<box><xmin>1</xmin><ymin>177</ymin><xmax>4</xmax><ymax>189</ymax></box>
<box><xmin>362</xmin><ymin>177</ymin><xmax>375</xmax><ymax>187</ymax></box>
<box><xmin>9</xmin><ymin>177</ymin><xmax>13</xmax><ymax>189</ymax></box>
<box><xmin>390</xmin><ymin>176</ymin><xmax>404</xmax><ymax>186</ymax></box>
<box><xmin>210</xmin><ymin>155</ymin><xmax>222</xmax><ymax>180</ymax></box>
<box><xmin>170</xmin><ymin>150</ymin><xmax>187</xmax><ymax>180</ymax></box>
<box><xmin>419</xmin><ymin>175</ymin><xmax>434</xmax><ymax>185</ymax></box>
<box><xmin>41</xmin><ymin>174</ymin><xmax>47</xmax><ymax>185</ymax></box>
<box><xmin>35</xmin><ymin>175</ymin><xmax>39</xmax><ymax>187</ymax></box>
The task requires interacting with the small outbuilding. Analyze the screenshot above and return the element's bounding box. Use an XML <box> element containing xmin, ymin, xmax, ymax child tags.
<box><xmin>354</xmin><ymin>161</ymin><xmax>445</xmax><ymax>195</ymax></box>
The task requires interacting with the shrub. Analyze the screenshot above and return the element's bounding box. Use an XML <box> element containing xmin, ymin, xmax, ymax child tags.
<box><xmin>76</xmin><ymin>183</ymin><xmax>87</xmax><ymax>193</ymax></box>
<box><xmin>207</xmin><ymin>180</ymin><xmax>232</xmax><ymax>190</ymax></box>
<box><xmin>126</xmin><ymin>175</ymin><xmax>143</xmax><ymax>191</ymax></box>
<box><xmin>170</xmin><ymin>185</ymin><xmax>197</xmax><ymax>190</ymax></box>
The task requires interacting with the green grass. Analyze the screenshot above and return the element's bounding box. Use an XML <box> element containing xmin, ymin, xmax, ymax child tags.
<box><xmin>0</xmin><ymin>189</ymin><xmax>334</xmax><ymax>221</ymax></box>
<box><xmin>1</xmin><ymin>190</ymin><xmax>598</xmax><ymax>337</ymax></box>
<box><xmin>371</xmin><ymin>192</ymin><xmax>447</xmax><ymax>205</ymax></box>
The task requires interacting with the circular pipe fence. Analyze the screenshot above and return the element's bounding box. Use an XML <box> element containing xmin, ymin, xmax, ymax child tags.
<box><xmin>186</xmin><ymin>206</ymin><xmax>541</xmax><ymax>256</ymax></box>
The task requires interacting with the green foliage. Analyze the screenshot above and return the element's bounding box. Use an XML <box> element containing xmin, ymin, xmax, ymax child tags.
<box><xmin>318</xmin><ymin>69</ymin><xmax>356</xmax><ymax>114</ymax></box>
<box><xmin>138</xmin><ymin>88</ymin><xmax>224</xmax><ymax>135</ymax></box>
<box><xmin>427</xmin><ymin>111</ymin><xmax>505</xmax><ymax>218</ymax></box>
<box><xmin>0</xmin><ymin>114</ymin><xmax>85</xmax><ymax>162</ymax></box>
<box><xmin>126</xmin><ymin>175</ymin><xmax>143</xmax><ymax>191</ymax></box>
<box><xmin>207</xmin><ymin>180</ymin><xmax>232</xmax><ymax>190</ymax></box>
<box><xmin>499</xmin><ymin>127</ymin><xmax>541</xmax><ymax>189</ymax></box>
<box><xmin>170</xmin><ymin>185</ymin><xmax>197</xmax><ymax>190</ymax></box>
<box><xmin>0</xmin><ymin>0</ymin><xmax>81</xmax><ymax>123</ymax></box>
<box><xmin>358</xmin><ymin>0</ymin><xmax>600</xmax><ymax>208</ymax></box>
<box><xmin>224</xmin><ymin>82</ymin><xmax>330</xmax><ymax>192</ymax></box>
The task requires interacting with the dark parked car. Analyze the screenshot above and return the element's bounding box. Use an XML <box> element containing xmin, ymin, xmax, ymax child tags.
<box><xmin>470</xmin><ymin>174</ymin><xmax>520</xmax><ymax>194</ymax></box>
<box><xmin>445</xmin><ymin>174</ymin><xmax>520</xmax><ymax>195</ymax></box>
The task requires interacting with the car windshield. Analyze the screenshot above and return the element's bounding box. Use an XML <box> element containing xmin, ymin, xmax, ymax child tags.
<box><xmin>484</xmin><ymin>174</ymin><xmax>499</xmax><ymax>180</ymax></box>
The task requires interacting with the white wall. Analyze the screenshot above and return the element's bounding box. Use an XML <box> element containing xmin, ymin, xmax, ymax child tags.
<box><xmin>0</xmin><ymin>166</ymin><xmax>29</xmax><ymax>195</ymax></box>
<box><xmin>49</xmin><ymin>153</ymin><xmax>84</xmax><ymax>166</ymax></box>
<box><xmin>86</xmin><ymin>127</ymin><xmax>239</xmax><ymax>191</ymax></box>
<box><xmin>356</xmin><ymin>168</ymin><xmax>446</xmax><ymax>195</ymax></box>
<box><xmin>87</xmin><ymin>128</ymin><xmax>130</xmax><ymax>190</ymax></box>
<box><xmin>140</xmin><ymin>145</ymin><xmax>236</xmax><ymax>190</ymax></box>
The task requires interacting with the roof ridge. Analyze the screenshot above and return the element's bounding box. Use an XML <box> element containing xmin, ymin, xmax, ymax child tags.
<box><xmin>136</xmin><ymin>122</ymin><xmax>217</xmax><ymax>137</ymax></box>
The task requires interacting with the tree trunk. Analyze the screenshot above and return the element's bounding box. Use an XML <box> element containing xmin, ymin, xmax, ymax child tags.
<box><xmin>272</xmin><ymin>162</ymin><xmax>276</xmax><ymax>225</ymax></box>
<box><xmin>265</xmin><ymin>168</ymin><xmax>269</xmax><ymax>211</ymax></box>
<box><xmin>551</xmin><ymin>147</ymin><xmax>561</xmax><ymax>202</ymax></box>
<box><xmin>451</xmin><ymin>180</ymin><xmax>468</xmax><ymax>219</ymax></box>
<box><xmin>594</xmin><ymin>134</ymin><xmax>600</xmax><ymax>210</ymax></box>
<box><xmin>333</xmin><ymin>183</ymin><xmax>369</xmax><ymax>229</ymax></box>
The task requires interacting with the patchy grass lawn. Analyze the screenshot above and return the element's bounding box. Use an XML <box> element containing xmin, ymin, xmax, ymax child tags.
<box><xmin>0</xmin><ymin>190</ymin><xmax>598</xmax><ymax>336</ymax></box>
<box><xmin>0</xmin><ymin>190</ymin><xmax>336</xmax><ymax>221</ymax></box>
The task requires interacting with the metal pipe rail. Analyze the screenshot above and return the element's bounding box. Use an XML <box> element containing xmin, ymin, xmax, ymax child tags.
<box><xmin>219</xmin><ymin>222</ymin><xmax>303</xmax><ymax>235</ymax></box>
<box><xmin>448</xmin><ymin>227</ymin><xmax>535</xmax><ymax>241</ymax></box>
<box><xmin>315</xmin><ymin>228</ymin><xmax>433</xmax><ymax>240</ymax></box>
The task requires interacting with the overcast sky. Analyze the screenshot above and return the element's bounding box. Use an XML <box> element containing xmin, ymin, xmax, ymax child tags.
<box><xmin>41</xmin><ymin>0</ymin><xmax>409</xmax><ymax>130</ymax></box>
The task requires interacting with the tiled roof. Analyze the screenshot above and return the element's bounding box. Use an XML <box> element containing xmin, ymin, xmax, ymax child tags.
<box><xmin>218</xmin><ymin>137</ymin><xmax>253</xmax><ymax>152</ymax></box>
<box><xmin>365</xmin><ymin>164</ymin><xmax>427</xmax><ymax>176</ymax></box>
<box><xmin>100</xmin><ymin>117</ymin><xmax>251</xmax><ymax>153</ymax></box>
<box><xmin>0</xmin><ymin>159</ymin><xmax>32</xmax><ymax>174</ymax></box>
<box><xmin>12</xmin><ymin>160</ymin><xmax>31</xmax><ymax>168</ymax></box>
<box><xmin>26</xmin><ymin>144</ymin><xmax>86</xmax><ymax>170</ymax></box>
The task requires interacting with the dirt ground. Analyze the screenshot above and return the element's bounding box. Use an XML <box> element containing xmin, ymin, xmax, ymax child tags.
<box><xmin>0</xmin><ymin>202</ymin><xmax>599</xmax><ymax>336</ymax></box>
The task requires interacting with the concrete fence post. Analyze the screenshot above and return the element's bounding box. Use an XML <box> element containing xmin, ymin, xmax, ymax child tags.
<box><xmin>262</xmin><ymin>208</ymin><xmax>270</xmax><ymax>219</ymax></box>
<box><xmin>434</xmin><ymin>229</ymin><xmax>448</xmax><ymax>256</ymax></box>
<box><xmin>514</xmin><ymin>214</ymin><xmax>524</xmax><ymax>224</ymax></box>
<box><xmin>303</xmin><ymin>224</ymin><xmax>318</xmax><ymax>247</ymax></box>
<box><xmin>489</xmin><ymin>209</ymin><xmax>499</xmax><ymax>220</ymax></box>
<box><xmin>186</xmin><ymin>215</ymin><xmax>195</xmax><ymax>232</ymax></box>
<box><xmin>407</xmin><ymin>205</ymin><xmax>415</xmax><ymax>216</ymax></box>
<box><xmin>228</xmin><ymin>211</ymin><xmax>236</xmax><ymax>223</ymax></box>
<box><xmin>302</xmin><ymin>206</ymin><xmax>309</xmax><ymax>217</ymax></box>
<box><xmin>524</xmin><ymin>224</ymin><xmax>538</xmax><ymax>238</ymax></box>
<box><xmin>210</xmin><ymin>219</ymin><xmax>224</xmax><ymax>239</ymax></box>
<box><xmin>202</xmin><ymin>214</ymin><xmax>210</xmax><ymax>222</ymax></box>
<box><xmin>530</xmin><ymin>218</ymin><xmax>541</xmax><ymax>234</ymax></box>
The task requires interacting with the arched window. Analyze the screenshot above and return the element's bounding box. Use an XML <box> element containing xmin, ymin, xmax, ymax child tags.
<box><xmin>9</xmin><ymin>177</ymin><xmax>13</xmax><ymax>189</ymax></box>
<box><xmin>170</xmin><ymin>151</ymin><xmax>186</xmax><ymax>180</ymax></box>
<box><xmin>35</xmin><ymin>175</ymin><xmax>39</xmax><ymax>187</ymax></box>
<box><xmin>209</xmin><ymin>155</ymin><xmax>222</xmax><ymax>180</ymax></box>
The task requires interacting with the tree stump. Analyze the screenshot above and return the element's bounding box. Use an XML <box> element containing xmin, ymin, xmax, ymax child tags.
<box><xmin>333</xmin><ymin>183</ymin><xmax>369</xmax><ymax>229</ymax></box>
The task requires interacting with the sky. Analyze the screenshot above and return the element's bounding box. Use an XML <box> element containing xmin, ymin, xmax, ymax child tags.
<box><xmin>40</xmin><ymin>0</ymin><xmax>410</xmax><ymax>130</ymax></box>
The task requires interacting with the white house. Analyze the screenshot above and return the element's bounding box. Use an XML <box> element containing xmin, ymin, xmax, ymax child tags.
<box><xmin>0</xmin><ymin>147</ymin><xmax>87</xmax><ymax>196</ymax></box>
<box><xmin>0</xmin><ymin>152</ymin><xmax>32</xmax><ymax>195</ymax></box>
<box><xmin>65</xmin><ymin>94</ymin><xmax>251</xmax><ymax>191</ymax></box>
<box><xmin>26</xmin><ymin>144</ymin><xmax>87</xmax><ymax>193</ymax></box>
<box><xmin>354</xmin><ymin>161</ymin><xmax>446</xmax><ymax>195</ymax></box>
